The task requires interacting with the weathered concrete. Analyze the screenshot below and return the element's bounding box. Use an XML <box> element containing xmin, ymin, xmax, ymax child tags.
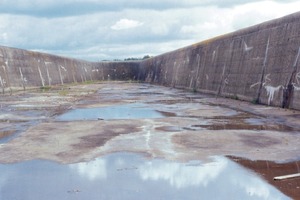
<box><xmin>139</xmin><ymin>11</ymin><xmax>300</xmax><ymax>110</ymax></box>
<box><xmin>1</xmin><ymin>82</ymin><xmax>300</xmax><ymax>164</ymax></box>
<box><xmin>0</xmin><ymin>46</ymin><xmax>139</xmax><ymax>93</ymax></box>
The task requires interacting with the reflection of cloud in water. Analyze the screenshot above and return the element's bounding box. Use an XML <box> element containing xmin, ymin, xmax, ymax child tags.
<box><xmin>139</xmin><ymin>157</ymin><xmax>227</xmax><ymax>188</ymax></box>
<box><xmin>138</xmin><ymin>156</ymin><xmax>288</xmax><ymax>200</ymax></box>
<box><xmin>70</xmin><ymin>158</ymin><xmax>107</xmax><ymax>181</ymax></box>
<box><xmin>0</xmin><ymin>173</ymin><xmax>8</xmax><ymax>193</ymax></box>
<box><xmin>0</xmin><ymin>153</ymin><xmax>289</xmax><ymax>200</ymax></box>
<box><xmin>230</xmin><ymin>172</ymin><xmax>282</xmax><ymax>200</ymax></box>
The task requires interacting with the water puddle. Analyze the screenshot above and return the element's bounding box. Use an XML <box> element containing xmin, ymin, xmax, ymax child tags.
<box><xmin>0</xmin><ymin>121</ymin><xmax>40</xmax><ymax>144</ymax></box>
<box><xmin>186</xmin><ymin>116</ymin><xmax>296</xmax><ymax>132</ymax></box>
<box><xmin>57</xmin><ymin>103</ymin><xmax>170</xmax><ymax>121</ymax></box>
<box><xmin>0</xmin><ymin>153</ymin><xmax>289</xmax><ymax>200</ymax></box>
<box><xmin>0</xmin><ymin>130</ymin><xmax>15</xmax><ymax>140</ymax></box>
<box><xmin>192</xmin><ymin>123</ymin><xmax>295</xmax><ymax>131</ymax></box>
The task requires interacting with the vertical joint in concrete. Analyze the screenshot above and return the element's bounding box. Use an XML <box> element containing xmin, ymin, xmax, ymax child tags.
<box><xmin>282</xmin><ymin>47</ymin><xmax>300</xmax><ymax>108</ymax></box>
<box><xmin>255</xmin><ymin>36</ymin><xmax>270</xmax><ymax>104</ymax></box>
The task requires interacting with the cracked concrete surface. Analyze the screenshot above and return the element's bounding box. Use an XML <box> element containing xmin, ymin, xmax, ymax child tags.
<box><xmin>0</xmin><ymin>81</ymin><xmax>299</xmax><ymax>164</ymax></box>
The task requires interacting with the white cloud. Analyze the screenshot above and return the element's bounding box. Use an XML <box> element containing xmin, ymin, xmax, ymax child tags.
<box><xmin>231</xmin><ymin>1</ymin><xmax>300</xmax><ymax>30</ymax></box>
<box><xmin>151</xmin><ymin>23</ymin><xmax>169</xmax><ymax>36</ymax></box>
<box><xmin>0</xmin><ymin>33</ymin><xmax>8</xmax><ymax>42</ymax></box>
<box><xmin>111</xmin><ymin>18</ymin><xmax>144</xmax><ymax>30</ymax></box>
<box><xmin>0</xmin><ymin>0</ymin><xmax>300</xmax><ymax>61</ymax></box>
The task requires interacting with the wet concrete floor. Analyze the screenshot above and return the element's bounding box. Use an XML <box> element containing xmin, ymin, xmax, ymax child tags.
<box><xmin>0</xmin><ymin>81</ymin><xmax>300</xmax><ymax>199</ymax></box>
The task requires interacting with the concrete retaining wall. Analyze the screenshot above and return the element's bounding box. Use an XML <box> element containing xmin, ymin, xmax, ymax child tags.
<box><xmin>139</xmin><ymin>11</ymin><xmax>300</xmax><ymax>109</ymax></box>
<box><xmin>0</xmin><ymin>46</ymin><xmax>139</xmax><ymax>93</ymax></box>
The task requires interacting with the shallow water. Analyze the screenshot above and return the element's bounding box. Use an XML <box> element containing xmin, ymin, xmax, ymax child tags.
<box><xmin>0</xmin><ymin>153</ymin><xmax>289</xmax><ymax>200</ymax></box>
<box><xmin>0</xmin><ymin>121</ymin><xmax>39</xmax><ymax>144</ymax></box>
<box><xmin>57</xmin><ymin>103</ymin><xmax>166</xmax><ymax>121</ymax></box>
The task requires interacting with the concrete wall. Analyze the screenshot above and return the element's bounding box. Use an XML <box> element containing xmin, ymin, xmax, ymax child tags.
<box><xmin>0</xmin><ymin>46</ymin><xmax>139</xmax><ymax>93</ymax></box>
<box><xmin>138</xmin><ymin>11</ymin><xmax>300</xmax><ymax>109</ymax></box>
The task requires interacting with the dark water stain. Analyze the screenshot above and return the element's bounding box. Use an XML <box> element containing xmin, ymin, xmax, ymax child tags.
<box><xmin>192</xmin><ymin>123</ymin><xmax>295</xmax><ymax>132</ymax></box>
<box><xmin>0</xmin><ymin>119</ymin><xmax>27</xmax><ymax>123</ymax></box>
<box><xmin>0</xmin><ymin>121</ymin><xmax>40</xmax><ymax>144</ymax></box>
<box><xmin>182</xmin><ymin>127</ymin><xmax>200</xmax><ymax>131</ymax></box>
<box><xmin>239</xmin><ymin>134</ymin><xmax>282</xmax><ymax>148</ymax></box>
<box><xmin>156</xmin><ymin>126</ymin><xmax>182</xmax><ymax>132</ymax></box>
<box><xmin>189</xmin><ymin>114</ymin><xmax>296</xmax><ymax>132</ymax></box>
<box><xmin>0</xmin><ymin>153</ymin><xmax>289</xmax><ymax>200</ymax></box>
<box><xmin>244</xmin><ymin>118</ymin><xmax>266</xmax><ymax>125</ymax></box>
<box><xmin>0</xmin><ymin>130</ymin><xmax>15</xmax><ymax>140</ymax></box>
<box><xmin>149</xmin><ymin>99</ymin><xmax>196</xmax><ymax>105</ymax></box>
<box><xmin>0</xmin><ymin>108</ymin><xmax>49</xmax><ymax>143</ymax></box>
<box><xmin>287</xmin><ymin>114</ymin><xmax>300</xmax><ymax>118</ymax></box>
<box><xmin>72</xmin><ymin>124</ymin><xmax>140</xmax><ymax>151</ymax></box>
<box><xmin>56</xmin><ymin>103</ymin><xmax>169</xmax><ymax>121</ymax></box>
<box><xmin>157</xmin><ymin>110</ymin><xmax>177</xmax><ymax>117</ymax></box>
<box><xmin>127</xmin><ymin>92</ymin><xmax>165</xmax><ymax>96</ymax></box>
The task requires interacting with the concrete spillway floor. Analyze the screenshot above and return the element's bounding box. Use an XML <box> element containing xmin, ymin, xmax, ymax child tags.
<box><xmin>0</xmin><ymin>81</ymin><xmax>300</xmax><ymax>199</ymax></box>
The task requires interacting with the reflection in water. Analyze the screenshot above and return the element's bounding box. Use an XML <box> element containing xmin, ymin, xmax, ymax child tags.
<box><xmin>138</xmin><ymin>157</ymin><xmax>289</xmax><ymax>200</ymax></box>
<box><xmin>139</xmin><ymin>157</ymin><xmax>227</xmax><ymax>188</ymax></box>
<box><xmin>0</xmin><ymin>153</ymin><xmax>290</xmax><ymax>200</ymax></box>
<box><xmin>56</xmin><ymin>103</ymin><xmax>165</xmax><ymax>121</ymax></box>
<box><xmin>70</xmin><ymin>158</ymin><xmax>107</xmax><ymax>181</ymax></box>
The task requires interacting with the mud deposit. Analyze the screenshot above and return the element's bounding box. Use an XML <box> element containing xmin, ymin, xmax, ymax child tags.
<box><xmin>0</xmin><ymin>82</ymin><xmax>300</xmax><ymax>199</ymax></box>
<box><xmin>0</xmin><ymin>153</ymin><xmax>289</xmax><ymax>200</ymax></box>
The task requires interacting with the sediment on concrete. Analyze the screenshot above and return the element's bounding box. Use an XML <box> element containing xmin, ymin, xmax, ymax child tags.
<box><xmin>1</xmin><ymin>12</ymin><xmax>300</xmax><ymax>110</ymax></box>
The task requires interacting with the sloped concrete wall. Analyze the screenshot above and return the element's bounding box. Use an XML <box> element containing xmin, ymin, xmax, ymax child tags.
<box><xmin>139</xmin><ymin>11</ymin><xmax>300</xmax><ymax>109</ymax></box>
<box><xmin>0</xmin><ymin>46</ymin><xmax>139</xmax><ymax>93</ymax></box>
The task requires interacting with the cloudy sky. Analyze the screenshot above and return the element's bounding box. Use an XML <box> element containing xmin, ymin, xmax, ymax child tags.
<box><xmin>0</xmin><ymin>0</ymin><xmax>299</xmax><ymax>61</ymax></box>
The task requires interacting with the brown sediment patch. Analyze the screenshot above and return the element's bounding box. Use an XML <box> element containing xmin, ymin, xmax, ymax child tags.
<box><xmin>155</xmin><ymin>126</ymin><xmax>182</xmax><ymax>132</ymax></box>
<box><xmin>0</xmin><ymin>120</ymin><xmax>142</xmax><ymax>164</ymax></box>
<box><xmin>157</xmin><ymin>111</ymin><xmax>177</xmax><ymax>117</ymax></box>
<box><xmin>0</xmin><ymin>130</ymin><xmax>15</xmax><ymax>140</ymax></box>
<box><xmin>172</xmin><ymin>132</ymin><xmax>222</xmax><ymax>150</ymax></box>
<box><xmin>171</xmin><ymin>130</ymin><xmax>300</xmax><ymax>162</ymax></box>
<box><xmin>73</xmin><ymin>124</ymin><xmax>140</xmax><ymax>150</ymax></box>
<box><xmin>239</xmin><ymin>134</ymin><xmax>282</xmax><ymax>148</ymax></box>
<box><xmin>229</xmin><ymin>156</ymin><xmax>300</xmax><ymax>200</ymax></box>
